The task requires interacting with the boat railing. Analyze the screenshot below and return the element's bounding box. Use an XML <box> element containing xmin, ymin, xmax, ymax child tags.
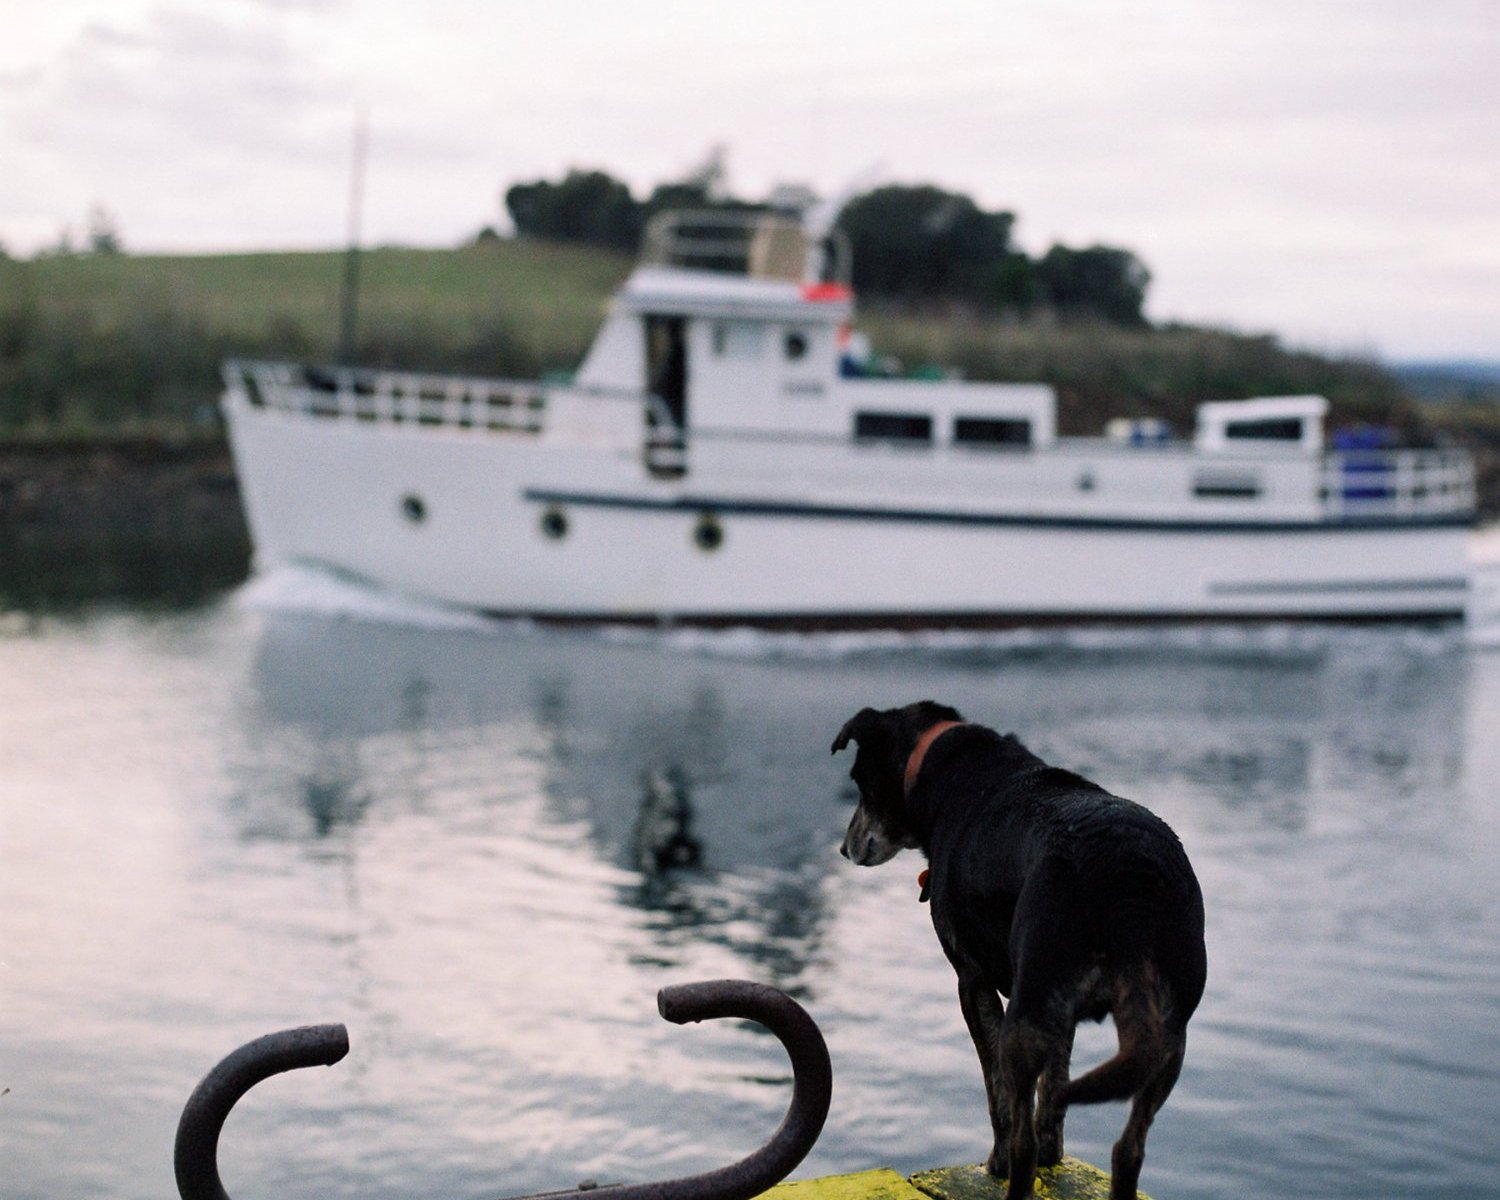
<box><xmin>545</xmin><ymin>382</ymin><xmax>688</xmax><ymax>472</ymax></box>
<box><xmin>1321</xmin><ymin>448</ymin><xmax>1475</xmax><ymax>519</ymax></box>
<box><xmin>224</xmin><ymin>359</ymin><xmax>550</xmax><ymax>434</ymax></box>
<box><xmin>223</xmin><ymin>359</ymin><xmax>686</xmax><ymax>463</ymax></box>
<box><xmin>641</xmin><ymin>210</ymin><xmax>851</xmax><ymax>285</ymax></box>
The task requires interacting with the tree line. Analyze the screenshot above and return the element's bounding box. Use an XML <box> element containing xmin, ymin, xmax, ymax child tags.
<box><xmin>503</xmin><ymin>169</ymin><xmax>1151</xmax><ymax>326</ymax></box>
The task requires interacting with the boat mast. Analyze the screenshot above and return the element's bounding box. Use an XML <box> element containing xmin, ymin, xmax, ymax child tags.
<box><xmin>336</xmin><ymin>105</ymin><xmax>368</xmax><ymax>366</ymax></box>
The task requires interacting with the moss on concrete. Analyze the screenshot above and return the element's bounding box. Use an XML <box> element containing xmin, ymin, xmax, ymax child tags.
<box><xmin>759</xmin><ymin>1159</ymin><xmax>1149</xmax><ymax>1200</ymax></box>
<box><xmin>909</xmin><ymin>1160</ymin><xmax>1149</xmax><ymax>1200</ymax></box>
<box><xmin>765</xmin><ymin>1169</ymin><xmax>931</xmax><ymax>1200</ymax></box>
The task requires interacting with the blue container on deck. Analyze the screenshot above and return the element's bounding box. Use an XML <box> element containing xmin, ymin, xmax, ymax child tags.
<box><xmin>1332</xmin><ymin>425</ymin><xmax>1398</xmax><ymax>501</ymax></box>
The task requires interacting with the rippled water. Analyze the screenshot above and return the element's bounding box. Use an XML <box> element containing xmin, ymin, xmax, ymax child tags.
<box><xmin>3</xmin><ymin>571</ymin><xmax>1500</xmax><ymax>1200</ymax></box>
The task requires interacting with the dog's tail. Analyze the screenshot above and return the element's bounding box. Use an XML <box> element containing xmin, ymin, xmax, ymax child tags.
<box><xmin>1062</xmin><ymin>961</ymin><xmax>1172</xmax><ymax>1106</ymax></box>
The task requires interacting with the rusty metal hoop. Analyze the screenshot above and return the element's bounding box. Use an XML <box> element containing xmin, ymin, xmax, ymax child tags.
<box><xmin>174</xmin><ymin>979</ymin><xmax>832</xmax><ymax>1200</ymax></box>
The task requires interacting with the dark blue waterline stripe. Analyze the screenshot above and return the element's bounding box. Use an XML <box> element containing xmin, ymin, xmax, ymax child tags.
<box><xmin>1211</xmin><ymin>577</ymin><xmax>1469</xmax><ymax>595</ymax></box>
<box><xmin>481</xmin><ymin>607</ymin><xmax>1466</xmax><ymax>631</ymax></box>
<box><xmin>521</xmin><ymin>489</ymin><xmax>1473</xmax><ymax>534</ymax></box>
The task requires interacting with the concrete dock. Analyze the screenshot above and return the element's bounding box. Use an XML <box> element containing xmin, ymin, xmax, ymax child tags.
<box><xmin>765</xmin><ymin>1160</ymin><xmax>1148</xmax><ymax>1200</ymax></box>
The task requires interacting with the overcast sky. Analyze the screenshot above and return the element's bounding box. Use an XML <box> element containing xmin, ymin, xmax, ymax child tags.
<box><xmin>2</xmin><ymin>0</ymin><xmax>1496</xmax><ymax>359</ymax></box>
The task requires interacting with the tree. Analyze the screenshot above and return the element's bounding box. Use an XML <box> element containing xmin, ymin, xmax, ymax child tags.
<box><xmin>984</xmin><ymin>252</ymin><xmax>1039</xmax><ymax>312</ymax></box>
<box><xmin>641</xmin><ymin>180</ymin><xmax>712</xmax><ymax>223</ymax></box>
<box><xmin>1035</xmin><ymin>244</ymin><xmax>1151</xmax><ymax>325</ymax></box>
<box><xmin>87</xmin><ymin>205</ymin><xmax>124</xmax><ymax>255</ymax></box>
<box><xmin>496</xmin><ymin>165</ymin><xmax>1154</xmax><ymax>326</ymax></box>
<box><xmin>836</xmin><ymin>185</ymin><xmax>1017</xmax><ymax>304</ymax></box>
<box><xmin>505</xmin><ymin>170</ymin><xmax>643</xmax><ymax>251</ymax></box>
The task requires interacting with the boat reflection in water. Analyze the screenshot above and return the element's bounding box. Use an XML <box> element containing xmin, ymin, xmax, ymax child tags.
<box><xmin>236</xmin><ymin>606</ymin><xmax>864</xmax><ymax>990</ymax></box>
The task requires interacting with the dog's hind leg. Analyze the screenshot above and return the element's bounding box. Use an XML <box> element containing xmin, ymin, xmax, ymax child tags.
<box><xmin>1108</xmin><ymin>1034</ymin><xmax>1185</xmax><ymax>1200</ymax></box>
<box><xmin>997</xmin><ymin>1016</ymin><xmax>1050</xmax><ymax>1200</ymax></box>
<box><xmin>956</xmin><ymin>974</ymin><xmax>1011</xmax><ymax>1176</ymax></box>
<box><xmin>1033</xmin><ymin>1024</ymin><xmax>1075</xmax><ymax>1169</ymax></box>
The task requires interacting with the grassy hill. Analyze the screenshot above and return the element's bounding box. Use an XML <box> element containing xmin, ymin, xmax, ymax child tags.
<box><xmin>2</xmin><ymin>238</ymin><xmax>1495</xmax><ymax>515</ymax></box>
<box><xmin>1395</xmin><ymin>360</ymin><xmax>1500</xmax><ymax>407</ymax></box>
<box><xmin>0</xmin><ymin>241</ymin><xmax>633</xmax><ymax>432</ymax></box>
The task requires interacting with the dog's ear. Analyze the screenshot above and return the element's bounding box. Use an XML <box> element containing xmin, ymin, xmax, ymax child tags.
<box><xmin>831</xmin><ymin>707</ymin><xmax>886</xmax><ymax>755</ymax></box>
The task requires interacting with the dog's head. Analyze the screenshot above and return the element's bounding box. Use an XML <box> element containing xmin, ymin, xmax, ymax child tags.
<box><xmin>831</xmin><ymin>700</ymin><xmax>963</xmax><ymax>865</ymax></box>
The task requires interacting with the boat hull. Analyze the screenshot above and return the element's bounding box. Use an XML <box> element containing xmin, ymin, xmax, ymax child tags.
<box><xmin>226</xmin><ymin>402</ymin><xmax>1470</xmax><ymax>626</ymax></box>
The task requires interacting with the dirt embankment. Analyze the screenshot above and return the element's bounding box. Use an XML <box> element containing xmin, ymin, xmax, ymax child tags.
<box><xmin>0</xmin><ymin>438</ymin><xmax>246</xmax><ymax>533</ymax></box>
<box><xmin>0</xmin><ymin>439</ymin><xmax>252</xmax><ymax>607</ymax></box>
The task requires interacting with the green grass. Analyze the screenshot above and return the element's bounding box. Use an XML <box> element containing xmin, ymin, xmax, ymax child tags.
<box><xmin>0</xmin><ymin>241</ymin><xmax>633</xmax><ymax>432</ymax></box>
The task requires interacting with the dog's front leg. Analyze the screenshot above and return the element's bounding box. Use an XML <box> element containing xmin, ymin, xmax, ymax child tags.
<box><xmin>956</xmin><ymin>973</ymin><xmax>1010</xmax><ymax>1176</ymax></box>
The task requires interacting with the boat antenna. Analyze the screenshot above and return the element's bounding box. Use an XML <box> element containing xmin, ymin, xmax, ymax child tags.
<box><xmin>336</xmin><ymin>104</ymin><xmax>368</xmax><ymax>366</ymax></box>
<box><xmin>802</xmin><ymin>161</ymin><xmax>884</xmax><ymax>242</ymax></box>
<box><xmin>800</xmin><ymin>162</ymin><xmax>882</xmax><ymax>282</ymax></box>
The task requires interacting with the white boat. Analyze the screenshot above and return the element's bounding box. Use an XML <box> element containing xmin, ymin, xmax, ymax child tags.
<box><xmin>222</xmin><ymin>211</ymin><xmax>1476</xmax><ymax>628</ymax></box>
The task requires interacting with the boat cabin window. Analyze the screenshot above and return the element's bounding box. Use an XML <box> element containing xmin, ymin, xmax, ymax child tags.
<box><xmin>953</xmin><ymin>417</ymin><xmax>1031</xmax><ymax>448</ymax></box>
<box><xmin>854</xmin><ymin>411</ymin><xmax>933</xmax><ymax>444</ymax></box>
<box><xmin>1193</xmin><ymin>471</ymin><xmax>1262</xmax><ymax>499</ymax></box>
<box><xmin>784</xmin><ymin>329</ymin><xmax>809</xmax><ymax>361</ymax></box>
<box><xmin>712</xmin><ymin>321</ymin><xmax>764</xmax><ymax>360</ymax></box>
<box><xmin>1224</xmin><ymin>417</ymin><xmax>1304</xmax><ymax>442</ymax></box>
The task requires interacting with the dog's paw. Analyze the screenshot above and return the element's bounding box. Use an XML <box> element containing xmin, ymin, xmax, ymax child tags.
<box><xmin>1035</xmin><ymin>1131</ymin><xmax>1063</xmax><ymax>1169</ymax></box>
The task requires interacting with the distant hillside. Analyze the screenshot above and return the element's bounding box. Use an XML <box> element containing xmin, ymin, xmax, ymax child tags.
<box><xmin>1395</xmin><ymin>360</ymin><xmax>1500</xmax><ymax>405</ymax></box>
<box><xmin>0</xmin><ymin>241</ymin><xmax>632</xmax><ymax>431</ymax></box>
<box><xmin>0</xmin><ymin>239</ymin><xmax>1415</xmax><ymax>431</ymax></box>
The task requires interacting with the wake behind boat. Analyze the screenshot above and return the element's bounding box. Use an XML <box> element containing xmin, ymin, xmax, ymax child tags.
<box><xmin>222</xmin><ymin>211</ymin><xmax>1475</xmax><ymax>627</ymax></box>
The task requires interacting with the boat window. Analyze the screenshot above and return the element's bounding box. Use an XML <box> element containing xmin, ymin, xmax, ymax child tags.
<box><xmin>712</xmin><ymin>321</ymin><xmax>764</xmax><ymax>360</ymax></box>
<box><xmin>784</xmin><ymin>329</ymin><xmax>809</xmax><ymax>361</ymax></box>
<box><xmin>1193</xmin><ymin>472</ymin><xmax>1262</xmax><ymax>499</ymax></box>
<box><xmin>953</xmin><ymin>417</ymin><xmax>1031</xmax><ymax>448</ymax></box>
<box><xmin>1224</xmin><ymin>418</ymin><xmax>1303</xmax><ymax>441</ymax></box>
<box><xmin>854</xmin><ymin>411</ymin><xmax>933</xmax><ymax>444</ymax></box>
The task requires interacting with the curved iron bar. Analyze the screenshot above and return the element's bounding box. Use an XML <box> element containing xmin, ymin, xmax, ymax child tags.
<box><xmin>174</xmin><ymin>1023</ymin><xmax>350</xmax><ymax>1200</ymax></box>
<box><xmin>174</xmin><ymin>980</ymin><xmax>831</xmax><ymax>1200</ymax></box>
<box><xmin>569</xmin><ymin>979</ymin><xmax>834</xmax><ymax>1200</ymax></box>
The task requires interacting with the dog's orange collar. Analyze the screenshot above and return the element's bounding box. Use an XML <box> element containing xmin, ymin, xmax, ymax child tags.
<box><xmin>903</xmin><ymin>721</ymin><xmax>965</xmax><ymax>798</ymax></box>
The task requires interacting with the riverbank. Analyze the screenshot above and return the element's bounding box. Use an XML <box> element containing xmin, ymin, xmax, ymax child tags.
<box><xmin>0</xmin><ymin>434</ymin><xmax>240</xmax><ymax>528</ymax></box>
<box><xmin>0</xmin><ymin>436</ymin><xmax>250</xmax><ymax>608</ymax></box>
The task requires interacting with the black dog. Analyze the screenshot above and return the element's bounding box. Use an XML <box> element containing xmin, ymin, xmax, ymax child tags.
<box><xmin>833</xmin><ymin>701</ymin><xmax>1205</xmax><ymax>1200</ymax></box>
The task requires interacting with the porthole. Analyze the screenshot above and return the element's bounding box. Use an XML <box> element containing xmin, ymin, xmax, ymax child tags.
<box><xmin>540</xmin><ymin>506</ymin><xmax>569</xmax><ymax>541</ymax></box>
<box><xmin>692</xmin><ymin>512</ymin><xmax>724</xmax><ymax>553</ymax></box>
<box><xmin>1075</xmin><ymin>471</ymin><xmax>1096</xmax><ymax>493</ymax></box>
<box><xmin>784</xmin><ymin>330</ymin><xmax>808</xmax><ymax>361</ymax></box>
<box><xmin>400</xmin><ymin>494</ymin><xmax>427</xmax><ymax>524</ymax></box>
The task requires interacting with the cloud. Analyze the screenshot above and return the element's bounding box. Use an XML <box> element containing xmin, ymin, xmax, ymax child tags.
<box><xmin>0</xmin><ymin>0</ymin><xmax>1495</xmax><ymax>355</ymax></box>
<box><xmin>2</xmin><ymin>4</ymin><xmax>363</xmax><ymax>247</ymax></box>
